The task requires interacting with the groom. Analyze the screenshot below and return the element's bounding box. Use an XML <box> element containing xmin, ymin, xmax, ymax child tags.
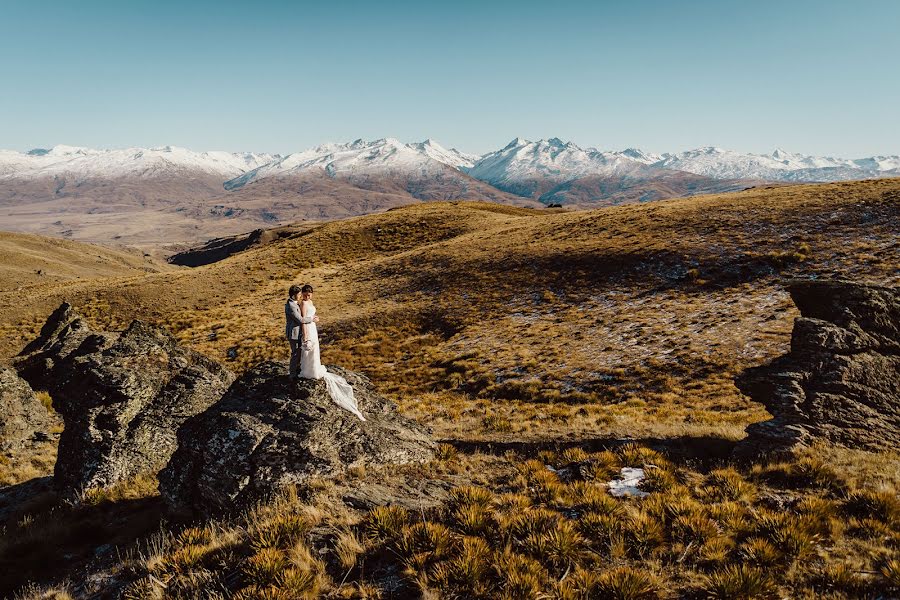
<box><xmin>285</xmin><ymin>284</ymin><xmax>319</xmax><ymax>378</ymax></box>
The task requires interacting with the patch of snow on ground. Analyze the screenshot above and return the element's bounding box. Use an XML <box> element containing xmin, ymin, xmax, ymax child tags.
<box><xmin>607</xmin><ymin>467</ymin><xmax>648</xmax><ymax>498</ymax></box>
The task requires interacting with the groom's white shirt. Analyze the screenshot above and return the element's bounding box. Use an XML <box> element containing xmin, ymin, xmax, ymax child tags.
<box><xmin>285</xmin><ymin>298</ymin><xmax>312</xmax><ymax>340</ymax></box>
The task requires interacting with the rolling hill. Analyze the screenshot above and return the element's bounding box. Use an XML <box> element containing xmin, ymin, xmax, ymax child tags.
<box><xmin>2</xmin><ymin>138</ymin><xmax>897</xmax><ymax>247</ymax></box>
<box><xmin>0</xmin><ymin>178</ymin><xmax>898</xmax><ymax>597</ymax></box>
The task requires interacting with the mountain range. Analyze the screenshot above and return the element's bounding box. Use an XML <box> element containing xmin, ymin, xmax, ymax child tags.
<box><xmin>0</xmin><ymin>138</ymin><xmax>897</xmax><ymax>246</ymax></box>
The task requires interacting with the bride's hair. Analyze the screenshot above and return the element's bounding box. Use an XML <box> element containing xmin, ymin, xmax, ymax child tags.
<box><xmin>301</xmin><ymin>284</ymin><xmax>314</xmax><ymax>293</ymax></box>
<box><xmin>288</xmin><ymin>284</ymin><xmax>302</xmax><ymax>298</ymax></box>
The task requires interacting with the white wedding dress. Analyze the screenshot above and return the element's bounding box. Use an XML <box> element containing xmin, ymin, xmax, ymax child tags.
<box><xmin>298</xmin><ymin>301</ymin><xmax>366</xmax><ymax>421</ymax></box>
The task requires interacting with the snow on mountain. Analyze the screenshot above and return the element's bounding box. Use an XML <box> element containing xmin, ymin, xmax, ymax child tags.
<box><xmin>1</xmin><ymin>139</ymin><xmax>896</xmax><ymax>191</ymax></box>
<box><xmin>408</xmin><ymin>139</ymin><xmax>480</xmax><ymax>169</ymax></box>
<box><xmin>0</xmin><ymin>145</ymin><xmax>277</xmax><ymax>181</ymax></box>
<box><xmin>466</xmin><ymin>137</ymin><xmax>646</xmax><ymax>192</ymax></box>
<box><xmin>224</xmin><ymin>138</ymin><xmax>475</xmax><ymax>190</ymax></box>
<box><xmin>611</xmin><ymin>148</ymin><xmax>664</xmax><ymax>165</ymax></box>
<box><xmin>653</xmin><ymin>147</ymin><xmax>900</xmax><ymax>182</ymax></box>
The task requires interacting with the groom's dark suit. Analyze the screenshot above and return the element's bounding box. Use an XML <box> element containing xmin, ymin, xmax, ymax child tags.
<box><xmin>285</xmin><ymin>298</ymin><xmax>311</xmax><ymax>378</ymax></box>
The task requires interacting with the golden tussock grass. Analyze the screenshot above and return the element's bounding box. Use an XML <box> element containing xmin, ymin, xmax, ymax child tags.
<box><xmin>0</xmin><ymin>180</ymin><xmax>898</xmax><ymax>595</ymax></box>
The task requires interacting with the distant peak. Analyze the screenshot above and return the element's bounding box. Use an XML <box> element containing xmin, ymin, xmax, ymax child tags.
<box><xmin>48</xmin><ymin>144</ymin><xmax>93</xmax><ymax>156</ymax></box>
<box><xmin>504</xmin><ymin>137</ymin><xmax>529</xmax><ymax>149</ymax></box>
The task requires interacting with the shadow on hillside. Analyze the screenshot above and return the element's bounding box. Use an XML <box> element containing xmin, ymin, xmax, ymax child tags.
<box><xmin>441</xmin><ymin>434</ymin><xmax>738</xmax><ymax>466</ymax></box>
<box><xmin>0</xmin><ymin>478</ymin><xmax>165</xmax><ymax>597</ymax></box>
<box><xmin>378</xmin><ymin>247</ymin><xmax>798</xmax><ymax>299</ymax></box>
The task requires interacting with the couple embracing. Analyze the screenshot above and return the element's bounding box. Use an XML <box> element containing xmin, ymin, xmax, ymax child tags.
<box><xmin>285</xmin><ymin>284</ymin><xmax>366</xmax><ymax>421</ymax></box>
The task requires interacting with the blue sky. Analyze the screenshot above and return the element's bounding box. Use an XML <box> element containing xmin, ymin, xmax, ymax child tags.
<box><xmin>1</xmin><ymin>0</ymin><xmax>898</xmax><ymax>156</ymax></box>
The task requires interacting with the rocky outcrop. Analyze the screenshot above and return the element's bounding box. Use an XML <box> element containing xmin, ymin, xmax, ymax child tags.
<box><xmin>159</xmin><ymin>361</ymin><xmax>435</xmax><ymax>516</ymax></box>
<box><xmin>15</xmin><ymin>304</ymin><xmax>234</xmax><ymax>498</ymax></box>
<box><xmin>735</xmin><ymin>280</ymin><xmax>900</xmax><ymax>456</ymax></box>
<box><xmin>14</xmin><ymin>302</ymin><xmax>114</xmax><ymax>394</ymax></box>
<box><xmin>0</xmin><ymin>366</ymin><xmax>51</xmax><ymax>450</ymax></box>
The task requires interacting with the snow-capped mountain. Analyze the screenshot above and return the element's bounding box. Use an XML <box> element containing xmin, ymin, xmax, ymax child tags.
<box><xmin>408</xmin><ymin>139</ymin><xmax>480</xmax><ymax>169</ymax></box>
<box><xmin>653</xmin><ymin>147</ymin><xmax>900</xmax><ymax>182</ymax></box>
<box><xmin>465</xmin><ymin>138</ymin><xmax>649</xmax><ymax>197</ymax></box>
<box><xmin>224</xmin><ymin>138</ymin><xmax>479</xmax><ymax>190</ymax></box>
<box><xmin>0</xmin><ymin>136</ymin><xmax>896</xmax><ymax>246</ymax></box>
<box><xmin>0</xmin><ymin>145</ymin><xmax>276</xmax><ymax>182</ymax></box>
<box><xmin>220</xmin><ymin>138</ymin><xmax>525</xmax><ymax>213</ymax></box>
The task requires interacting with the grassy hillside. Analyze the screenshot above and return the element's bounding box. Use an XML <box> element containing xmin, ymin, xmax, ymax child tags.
<box><xmin>1</xmin><ymin>179</ymin><xmax>899</xmax><ymax>597</ymax></box>
<box><xmin>0</xmin><ymin>231</ymin><xmax>169</xmax><ymax>292</ymax></box>
<box><xmin>2</xmin><ymin>179</ymin><xmax>897</xmax><ymax>442</ymax></box>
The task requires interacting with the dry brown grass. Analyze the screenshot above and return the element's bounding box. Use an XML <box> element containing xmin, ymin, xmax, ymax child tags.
<box><xmin>0</xmin><ymin>179</ymin><xmax>898</xmax><ymax>595</ymax></box>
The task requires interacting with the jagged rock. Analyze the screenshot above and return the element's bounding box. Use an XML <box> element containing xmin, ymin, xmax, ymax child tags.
<box><xmin>159</xmin><ymin>361</ymin><xmax>436</xmax><ymax>516</ymax></box>
<box><xmin>0</xmin><ymin>366</ymin><xmax>51</xmax><ymax>450</ymax></box>
<box><xmin>15</xmin><ymin>304</ymin><xmax>234</xmax><ymax>498</ymax></box>
<box><xmin>14</xmin><ymin>302</ymin><xmax>114</xmax><ymax>393</ymax></box>
<box><xmin>735</xmin><ymin>280</ymin><xmax>900</xmax><ymax>457</ymax></box>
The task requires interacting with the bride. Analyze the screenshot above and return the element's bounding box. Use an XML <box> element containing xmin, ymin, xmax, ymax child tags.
<box><xmin>297</xmin><ymin>284</ymin><xmax>366</xmax><ymax>421</ymax></box>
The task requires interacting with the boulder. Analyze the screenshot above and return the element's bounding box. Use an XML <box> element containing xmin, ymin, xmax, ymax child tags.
<box><xmin>159</xmin><ymin>361</ymin><xmax>435</xmax><ymax>516</ymax></box>
<box><xmin>735</xmin><ymin>280</ymin><xmax>900</xmax><ymax>457</ymax></box>
<box><xmin>0</xmin><ymin>366</ymin><xmax>51</xmax><ymax>450</ymax></box>
<box><xmin>14</xmin><ymin>302</ymin><xmax>113</xmax><ymax>394</ymax></box>
<box><xmin>15</xmin><ymin>304</ymin><xmax>234</xmax><ymax>498</ymax></box>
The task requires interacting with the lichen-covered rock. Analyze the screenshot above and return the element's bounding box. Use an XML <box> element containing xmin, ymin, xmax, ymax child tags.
<box><xmin>15</xmin><ymin>304</ymin><xmax>234</xmax><ymax>498</ymax></box>
<box><xmin>735</xmin><ymin>280</ymin><xmax>900</xmax><ymax>457</ymax></box>
<box><xmin>0</xmin><ymin>366</ymin><xmax>50</xmax><ymax>450</ymax></box>
<box><xmin>14</xmin><ymin>302</ymin><xmax>113</xmax><ymax>393</ymax></box>
<box><xmin>159</xmin><ymin>361</ymin><xmax>435</xmax><ymax>516</ymax></box>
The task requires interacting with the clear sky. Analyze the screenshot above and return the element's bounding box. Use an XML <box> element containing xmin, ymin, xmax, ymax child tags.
<box><xmin>2</xmin><ymin>0</ymin><xmax>898</xmax><ymax>157</ymax></box>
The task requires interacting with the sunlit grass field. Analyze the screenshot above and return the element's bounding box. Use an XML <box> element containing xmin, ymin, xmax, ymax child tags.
<box><xmin>1</xmin><ymin>178</ymin><xmax>898</xmax><ymax>597</ymax></box>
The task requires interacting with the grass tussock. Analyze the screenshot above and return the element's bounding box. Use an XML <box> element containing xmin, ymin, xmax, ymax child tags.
<box><xmin>1</xmin><ymin>181</ymin><xmax>899</xmax><ymax>595</ymax></box>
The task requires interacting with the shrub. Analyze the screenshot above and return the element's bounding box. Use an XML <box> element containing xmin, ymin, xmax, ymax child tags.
<box><xmin>440</xmin><ymin>536</ymin><xmax>493</xmax><ymax>597</ymax></box>
<box><xmin>396</xmin><ymin>522</ymin><xmax>455</xmax><ymax>563</ymax></box>
<box><xmin>738</xmin><ymin>537</ymin><xmax>781</xmax><ymax>567</ymax></box>
<box><xmin>697</xmin><ymin>536</ymin><xmax>734</xmax><ymax>567</ymax></box>
<box><xmin>334</xmin><ymin>530</ymin><xmax>364</xmax><ymax>570</ymax></box>
<box><xmin>502</xmin><ymin>508</ymin><xmax>560</xmax><ymax>544</ymax></box>
<box><xmin>577</xmin><ymin>511</ymin><xmax>623</xmax><ymax>547</ymax></box>
<box><xmin>700</xmin><ymin>564</ymin><xmax>778</xmax><ymax>599</ymax></box>
<box><xmin>453</xmin><ymin>504</ymin><xmax>495</xmax><ymax>536</ymax></box>
<box><xmin>279</xmin><ymin>566</ymin><xmax>322</xmax><ymax>598</ymax></box>
<box><xmin>541</xmin><ymin>520</ymin><xmax>585</xmax><ymax>570</ymax></box>
<box><xmin>495</xmin><ymin>552</ymin><xmax>547</xmax><ymax>600</ymax></box>
<box><xmin>700</xmin><ymin>468</ymin><xmax>756</xmax><ymax>503</ymax></box>
<box><xmin>448</xmin><ymin>485</ymin><xmax>494</xmax><ymax>510</ymax></box>
<box><xmin>843</xmin><ymin>489</ymin><xmax>900</xmax><ymax>525</ymax></box>
<box><xmin>815</xmin><ymin>563</ymin><xmax>865</xmax><ymax>594</ymax></box>
<box><xmin>364</xmin><ymin>506</ymin><xmax>408</xmax><ymax>542</ymax></box>
<box><xmin>671</xmin><ymin>514</ymin><xmax>721</xmax><ymax>545</ymax></box>
<box><xmin>617</xmin><ymin>444</ymin><xmax>664</xmax><ymax>468</ymax></box>
<box><xmin>881</xmin><ymin>557</ymin><xmax>900</xmax><ymax>590</ymax></box>
<box><xmin>434</xmin><ymin>443</ymin><xmax>458</xmax><ymax>462</ymax></box>
<box><xmin>563</xmin><ymin>482</ymin><xmax>623</xmax><ymax>515</ymax></box>
<box><xmin>164</xmin><ymin>544</ymin><xmax>213</xmax><ymax>573</ymax></box>
<box><xmin>252</xmin><ymin>514</ymin><xmax>311</xmax><ymax>550</ymax></box>
<box><xmin>623</xmin><ymin>511</ymin><xmax>665</xmax><ymax>558</ymax></box>
<box><xmin>244</xmin><ymin>548</ymin><xmax>289</xmax><ymax>586</ymax></box>
<box><xmin>596</xmin><ymin>566</ymin><xmax>663</xmax><ymax>600</ymax></box>
<box><xmin>483</xmin><ymin>414</ymin><xmax>513</xmax><ymax>432</ymax></box>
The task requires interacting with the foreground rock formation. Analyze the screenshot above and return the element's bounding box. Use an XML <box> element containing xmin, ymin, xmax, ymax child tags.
<box><xmin>15</xmin><ymin>304</ymin><xmax>234</xmax><ymax>498</ymax></box>
<box><xmin>735</xmin><ymin>280</ymin><xmax>900</xmax><ymax>456</ymax></box>
<box><xmin>159</xmin><ymin>361</ymin><xmax>435</xmax><ymax>516</ymax></box>
<box><xmin>0</xmin><ymin>366</ymin><xmax>51</xmax><ymax>450</ymax></box>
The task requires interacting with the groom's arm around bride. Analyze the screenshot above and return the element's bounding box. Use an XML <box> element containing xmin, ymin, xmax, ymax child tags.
<box><xmin>285</xmin><ymin>284</ymin><xmax>318</xmax><ymax>378</ymax></box>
